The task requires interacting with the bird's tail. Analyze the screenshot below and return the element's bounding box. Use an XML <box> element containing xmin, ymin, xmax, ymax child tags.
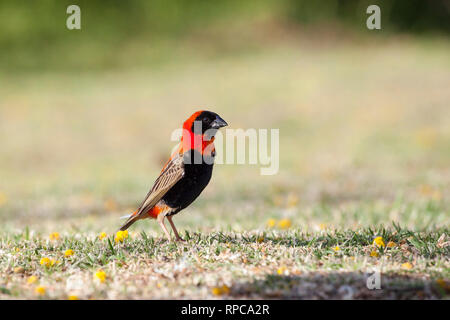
<box><xmin>118</xmin><ymin>211</ymin><xmax>139</xmax><ymax>231</ymax></box>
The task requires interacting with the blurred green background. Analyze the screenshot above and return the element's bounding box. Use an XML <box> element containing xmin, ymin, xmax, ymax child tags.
<box><xmin>0</xmin><ymin>1</ymin><xmax>448</xmax><ymax>233</ymax></box>
<box><xmin>1</xmin><ymin>0</ymin><xmax>449</xmax><ymax>71</ymax></box>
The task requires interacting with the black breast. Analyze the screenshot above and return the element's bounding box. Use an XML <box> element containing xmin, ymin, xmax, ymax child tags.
<box><xmin>162</xmin><ymin>149</ymin><xmax>214</xmax><ymax>213</ymax></box>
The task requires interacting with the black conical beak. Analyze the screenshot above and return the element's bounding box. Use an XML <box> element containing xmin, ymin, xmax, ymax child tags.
<box><xmin>211</xmin><ymin>115</ymin><xmax>228</xmax><ymax>129</ymax></box>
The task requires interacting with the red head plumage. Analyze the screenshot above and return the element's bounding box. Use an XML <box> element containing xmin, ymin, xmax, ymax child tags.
<box><xmin>180</xmin><ymin>110</ymin><xmax>227</xmax><ymax>154</ymax></box>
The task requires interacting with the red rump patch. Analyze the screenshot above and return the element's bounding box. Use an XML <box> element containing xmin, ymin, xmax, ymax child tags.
<box><xmin>148</xmin><ymin>206</ymin><xmax>162</xmax><ymax>218</ymax></box>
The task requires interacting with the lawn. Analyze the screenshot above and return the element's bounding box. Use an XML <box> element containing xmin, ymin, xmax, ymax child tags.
<box><xmin>0</xmin><ymin>33</ymin><xmax>449</xmax><ymax>299</ymax></box>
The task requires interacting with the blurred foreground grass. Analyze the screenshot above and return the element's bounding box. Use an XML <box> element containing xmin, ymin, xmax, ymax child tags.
<box><xmin>0</xmin><ymin>33</ymin><xmax>449</xmax><ymax>299</ymax></box>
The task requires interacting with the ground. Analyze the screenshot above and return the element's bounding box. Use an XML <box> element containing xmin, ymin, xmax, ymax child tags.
<box><xmin>0</xmin><ymin>32</ymin><xmax>449</xmax><ymax>299</ymax></box>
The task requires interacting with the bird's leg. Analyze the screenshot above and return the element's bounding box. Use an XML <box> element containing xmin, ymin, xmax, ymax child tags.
<box><xmin>157</xmin><ymin>213</ymin><xmax>172</xmax><ymax>242</ymax></box>
<box><xmin>167</xmin><ymin>215</ymin><xmax>185</xmax><ymax>242</ymax></box>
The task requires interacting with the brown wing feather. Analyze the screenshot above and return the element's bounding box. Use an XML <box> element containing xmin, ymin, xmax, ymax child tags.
<box><xmin>134</xmin><ymin>152</ymin><xmax>184</xmax><ymax>218</ymax></box>
<box><xmin>118</xmin><ymin>149</ymin><xmax>185</xmax><ymax>231</ymax></box>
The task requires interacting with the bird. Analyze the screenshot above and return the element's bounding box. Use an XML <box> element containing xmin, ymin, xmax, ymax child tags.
<box><xmin>118</xmin><ymin>110</ymin><xmax>228</xmax><ymax>241</ymax></box>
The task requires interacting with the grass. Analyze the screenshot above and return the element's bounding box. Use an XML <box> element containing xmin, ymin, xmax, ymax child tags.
<box><xmin>1</xmin><ymin>224</ymin><xmax>448</xmax><ymax>299</ymax></box>
<box><xmin>0</xmin><ymin>29</ymin><xmax>449</xmax><ymax>299</ymax></box>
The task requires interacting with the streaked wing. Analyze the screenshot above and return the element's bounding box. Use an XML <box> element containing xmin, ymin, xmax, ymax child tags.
<box><xmin>135</xmin><ymin>152</ymin><xmax>184</xmax><ymax>217</ymax></box>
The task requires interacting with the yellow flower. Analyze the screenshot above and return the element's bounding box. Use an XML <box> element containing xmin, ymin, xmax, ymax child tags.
<box><xmin>49</xmin><ymin>232</ymin><xmax>60</xmax><ymax>241</ymax></box>
<box><xmin>0</xmin><ymin>192</ymin><xmax>7</xmax><ymax>207</ymax></box>
<box><xmin>333</xmin><ymin>246</ymin><xmax>340</xmax><ymax>252</ymax></box>
<box><xmin>221</xmin><ymin>285</ymin><xmax>230</xmax><ymax>295</ymax></box>
<box><xmin>15</xmin><ymin>247</ymin><xmax>20</xmax><ymax>253</ymax></box>
<box><xmin>64</xmin><ymin>249</ymin><xmax>74</xmax><ymax>257</ymax></box>
<box><xmin>41</xmin><ymin>257</ymin><xmax>59</xmax><ymax>267</ymax></box>
<box><xmin>277</xmin><ymin>218</ymin><xmax>292</xmax><ymax>229</ymax></box>
<box><xmin>27</xmin><ymin>276</ymin><xmax>38</xmax><ymax>284</ymax></box>
<box><xmin>94</xmin><ymin>270</ymin><xmax>107</xmax><ymax>283</ymax></box>
<box><xmin>319</xmin><ymin>223</ymin><xmax>327</xmax><ymax>230</ymax></box>
<box><xmin>418</xmin><ymin>184</ymin><xmax>442</xmax><ymax>201</ymax></box>
<box><xmin>373</xmin><ymin>237</ymin><xmax>385</xmax><ymax>248</ymax></box>
<box><xmin>266</xmin><ymin>219</ymin><xmax>276</xmax><ymax>228</ymax></box>
<box><xmin>277</xmin><ymin>266</ymin><xmax>287</xmax><ymax>275</ymax></box>
<box><xmin>115</xmin><ymin>231</ymin><xmax>124</xmax><ymax>243</ymax></box>
<box><xmin>211</xmin><ymin>287</ymin><xmax>222</xmax><ymax>296</ymax></box>
<box><xmin>40</xmin><ymin>257</ymin><xmax>51</xmax><ymax>267</ymax></box>
<box><xmin>370</xmin><ymin>250</ymin><xmax>379</xmax><ymax>257</ymax></box>
<box><xmin>35</xmin><ymin>286</ymin><xmax>46</xmax><ymax>295</ymax></box>
<box><xmin>211</xmin><ymin>285</ymin><xmax>230</xmax><ymax>296</ymax></box>
<box><xmin>98</xmin><ymin>232</ymin><xmax>107</xmax><ymax>240</ymax></box>
<box><xmin>401</xmin><ymin>262</ymin><xmax>413</xmax><ymax>270</ymax></box>
<box><xmin>50</xmin><ymin>259</ymin><xmax>60</xmax><ymax>266</ymax></box>
<box><xmin>115</xmin><ymin>230</ymin><xmax>129</xmax><ymax>243</ymax></box>
<box><xmin>68</xmin><ymin>295</ymin><xmax>79</xmax><ymax>300</ymax></box>
<box><xmin>387</xmin><ymin>241</ymin><xmax>396</xmax><ymax>248</ymax></box>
